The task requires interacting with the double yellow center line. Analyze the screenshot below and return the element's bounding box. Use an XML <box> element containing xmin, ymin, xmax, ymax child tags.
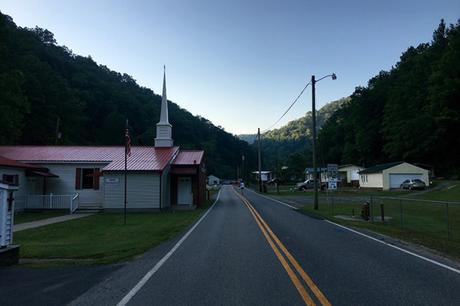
<box><xmin>234</xmin><ymin>189</ymin><xmax>331</xmax><ymax>306</ymax></box>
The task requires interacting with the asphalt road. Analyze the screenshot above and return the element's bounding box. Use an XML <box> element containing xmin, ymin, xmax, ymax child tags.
<box><xmin>3</xmin><ymin>185</ymin><xmax>460</xmax><ymax>305</ymax></box>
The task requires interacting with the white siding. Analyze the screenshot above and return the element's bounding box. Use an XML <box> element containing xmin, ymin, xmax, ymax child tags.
<box><xmin>104</xmin><ymin>172</ymin><xmax>160</xmax><ymax>209</ymax></box>
<box><xmin>360</xmin><ymin>173</ymin><xmax>383</xmax><ymax>188</ymax></box>
<box><xmin>43</xmin><ymin>163</ymin><xmax>108</xmax><ymax>207</ymax></box>
<box><xmin>338</xmin><ymin>165</ymin><xmax>364</xmax><ymax>183</ymax></box>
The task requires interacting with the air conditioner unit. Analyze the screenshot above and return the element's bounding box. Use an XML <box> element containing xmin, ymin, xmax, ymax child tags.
<box><xmin>0</xmin><ymin>183</ymin><xmax>17</xmax><ymax>248</ymax></box>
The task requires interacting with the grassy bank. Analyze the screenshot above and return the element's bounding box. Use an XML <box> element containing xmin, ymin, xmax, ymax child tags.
<box><xmin>14</xmin><ymin>203</ymin><xmax>216</xmax><ymax>266</ymax></box>
<box><xmin>300</xmin><ymin>197</ymin><xmax>460</xmax><ymax>260</ymax></box>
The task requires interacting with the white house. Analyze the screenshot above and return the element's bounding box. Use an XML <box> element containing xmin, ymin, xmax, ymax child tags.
<box><xmin>252</xmin><ymin>171</ymin><xmax>272</xmax><ymax>182</ymax></box>
<box><xmin>338</xmin><ymin>164</ymin><xmax>364</xmax><ymax>186</ymax></box>
<box><xmin>0</xmin><ymin>70</ymin><xmax>206</xmax><ymax>211</ymax></box>
<box><xmin>359</xmin><ymin>162</ymin><xmax>429</xmax><ymax>190</ymax></box>
<box><xmin>207</xmin><ymin>175</ymin><xmax>220</xmax><ymax>186</ymax></box>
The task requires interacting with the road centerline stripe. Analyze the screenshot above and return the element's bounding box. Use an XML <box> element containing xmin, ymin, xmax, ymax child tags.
<box><xmin>246</xmin><ymin>201</ymin><xmax>331</xmax><ymax>306</ymax></box>
<box><xmin>238</xmin><ymin>192</ymin><xmax>316</xmax><ymax>305</ymax></box>
<box><xmin>234</xmin><ymin>189</ymin><xmax>332</xmax><ymax>306</ymax></box>
<box><xmin>116</xmin><ymin>189</ymin><xmax>222</xmax><ymax>306</ymax></box>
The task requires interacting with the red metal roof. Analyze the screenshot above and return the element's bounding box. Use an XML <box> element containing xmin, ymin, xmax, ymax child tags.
<box><xmin>173</xmin><ymin>150</ymin><xmax>204</xmax><ymax>166</ymax></box>
<box><xmin>0</xmin><ymin>146</ymin><xmax>179</xmax><ymax>171</ymax></box>
<box><xmin>0</xmin><ymin>155</ymin><xmax>42</xmax><ymax>170</ymax></box>
<box><xmin>104</xmin><ymin>147</ymin><xmax>179</xmax><ymax>171</ymax></box>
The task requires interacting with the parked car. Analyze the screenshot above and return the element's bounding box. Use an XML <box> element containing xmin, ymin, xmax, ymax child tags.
<box><xmin>400</xmin><ymin>179</ymin><xmax>426</xmax><ymax>190</ymax></box>
<box><xmin>295</xmin><ymin>179</ymin><xmax>326</xmax><ymax>191</ymax></box>
<box><xmin>267</xmin><ymin>178</ymin><xmax>281</xmax><ymax>185</ymax></box>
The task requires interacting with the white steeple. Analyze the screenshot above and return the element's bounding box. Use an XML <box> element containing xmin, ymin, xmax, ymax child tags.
<box><xmin>155</xmin><ymin>66</ymin><xmax>174</xmax><ymax>147</ymax></box>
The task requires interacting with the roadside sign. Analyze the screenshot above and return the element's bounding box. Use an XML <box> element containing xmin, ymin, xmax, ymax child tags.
<box><xmin>327</xmin><ymin>164</ymin><xmax>338</xmax><ymax>190</ymax></box>
<box><xmin>328</xmin><ymin>179</ymin><xmax>337</xmax><ymax>190</ymax></box>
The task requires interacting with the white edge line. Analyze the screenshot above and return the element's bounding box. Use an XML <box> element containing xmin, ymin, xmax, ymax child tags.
<box><xmin>248</xmin><ymin>188</ymin><xmax>460</xmax><ymax>275</ymax></box>
<box><xmin>324</xmin><ymin>220</ymin><xmax>460</xmax><ymax>275</ymax></box>
<box><xmin>116</xmin><ymin>189</ymin><xmax>222</xmax><ymax>306</ymax></box>
<box><xmin>246</xmin><ymin>188</ymin><xmax>299</xmax><ymax>210</ymax></box>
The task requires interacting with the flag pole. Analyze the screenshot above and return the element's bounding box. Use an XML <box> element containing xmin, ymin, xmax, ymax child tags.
<box><xmin>124</xmin><ymin>119</ymin><xmax>128</xmax><ymax>225</ymax></box>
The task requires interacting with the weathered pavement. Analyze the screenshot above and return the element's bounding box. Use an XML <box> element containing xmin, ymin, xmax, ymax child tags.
<box><xmin>2</xmin><ymin>185</ymin><xmax>460</xmax><ymax>305</ymax></box>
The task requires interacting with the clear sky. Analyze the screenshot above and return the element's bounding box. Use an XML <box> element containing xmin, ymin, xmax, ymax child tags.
<box><xmin>1</xmin><ymin>0</ymin><xmax>459</xmax><ymax>135</ymax></box>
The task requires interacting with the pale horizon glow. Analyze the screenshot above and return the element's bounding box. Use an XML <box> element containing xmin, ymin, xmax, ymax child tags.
<box><xmin>1</xmin><ymin>0</ymin><xmax>459</xmax><ymax>135</ymax></box>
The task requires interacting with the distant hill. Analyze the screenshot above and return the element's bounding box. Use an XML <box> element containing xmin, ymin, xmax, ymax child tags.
<box><xmin>238</xmin><ymin>134</ymin><xmax>257</xmax><ymax>144</ymax></box>
<box><xmin>246</xmin><ymin>98</ymin><xmax>348</xmax><ymax>180</ymax></box>
<box><xmin>0</xmin><ymin>12</ymin><xmax>253</xmax><ymax>177</ymax></box>
<box><xmin>263</xmin><ymin>97</ymin><xmax>348</xmax><ymax>141</ymax></box>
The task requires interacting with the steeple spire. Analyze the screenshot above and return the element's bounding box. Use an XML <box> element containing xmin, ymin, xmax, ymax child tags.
<box><xmin>155</xmin><ymin>66</ymin><xmax>174</xmax><ymax>147</ymax></box>
<box><xmin>159</xmin><ymin>65</ymin><xmax>169</xmax><ymax>124</ymax></box>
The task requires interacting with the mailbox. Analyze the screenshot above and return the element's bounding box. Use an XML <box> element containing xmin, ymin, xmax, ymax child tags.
<box><xmin>0</xmin><ymin>183</ymin><xmax>17</xmax><ymax>248</ymax></box>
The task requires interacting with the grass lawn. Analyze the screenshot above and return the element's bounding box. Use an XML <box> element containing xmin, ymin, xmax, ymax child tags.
<box><xmin>14</xmin><ymin>211</ymin><xmax>67</xmax><ymax>224</ymax></box>
<box><xmin>14</xmin><ymin>196</ymin><xmax>218</xmax><ymax>266</ymax></box>
<box><xmin>413</xmin><ymin>180</ymin><xmax>460</xmax><ymax>202</ymax></box>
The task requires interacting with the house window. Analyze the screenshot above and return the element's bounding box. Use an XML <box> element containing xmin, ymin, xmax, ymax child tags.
<box><xmin>2</xmin><ymin>174</ymin><xmax>19</xmax><ymax>186</ymax></box>
<box><xmin>75</xmin><ymin>168</ymin><xmax>100</xmax><ymax>190</ymax></box>
<box><xmin>82</xmin><ymin>168</ymin><xmax>95</xmax><ymax>189</ymax></box>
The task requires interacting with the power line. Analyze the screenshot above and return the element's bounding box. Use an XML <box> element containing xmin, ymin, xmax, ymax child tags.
<box><xmin>261</xmin><ymin>81</ymin><xmax>311</xmax><ymax>133</ymax></box>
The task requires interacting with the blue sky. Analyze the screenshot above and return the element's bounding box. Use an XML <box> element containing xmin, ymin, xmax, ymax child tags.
<box><xmin>1</xmin><ymin>0</ymin><xmax>459</xmax><ymax>134</ymax></box>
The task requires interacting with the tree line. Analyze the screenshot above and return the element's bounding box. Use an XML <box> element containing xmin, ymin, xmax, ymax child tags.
<box><xmin>251</xmin><ymin>20</ymin><xmax>459</xmax><ymax>179</ymax></box>
<box><xmin>318</xmin><ymin>20</ymin><xmax>460</xmax><ymax>177</ymax></box>
<box><xmin>0</xmin><ymin>12</ymin><xmax>253</xmax><ymax>178</ymax></box>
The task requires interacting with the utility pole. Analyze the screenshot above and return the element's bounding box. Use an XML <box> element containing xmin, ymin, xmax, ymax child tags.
<box><xmin>241</xmin><ymin>155</ymin><xmax>245</xmax><ymax>182</ymax></box>
<box><xmin>258</xmin><ymin>128</ymin><xmax>262</xmax><ymax>192</ymax></box>
<box><xmin>312</xmin><ymin>75</ymin><xmax>319</xmax><ymax>210</ymax></box>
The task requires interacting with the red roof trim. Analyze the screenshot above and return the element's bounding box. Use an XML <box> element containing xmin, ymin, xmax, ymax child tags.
<box><xmin>0</xmin><ymin>155</ymin><xmax>42</xmax><ymax>170</ymax></box>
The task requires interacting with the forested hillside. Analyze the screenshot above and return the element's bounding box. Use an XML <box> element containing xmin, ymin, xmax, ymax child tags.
<box><xmin>318</xmin><ymin>20</ymin><xmax>460</xmax><ymax>176</ymax></box>
<box><xmin>255</xmin><ymin>98</ymin><xmax>347</xmax><ymax>180</ymax></box>
<box><xmin>0</xmin><ymin>12</ymin><xmax>252</xmax><ymax>177</ymax></box>
<box><xmin>250</xmin><ymin>20</ymin><xmax>459</xmax><ymax>179</ymax></box>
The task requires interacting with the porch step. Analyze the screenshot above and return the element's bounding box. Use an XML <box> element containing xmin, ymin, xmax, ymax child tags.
<box><xmin>76</xmin><ymin>206</ymin><xmax>103</xmax><ymax>213</ymax></box>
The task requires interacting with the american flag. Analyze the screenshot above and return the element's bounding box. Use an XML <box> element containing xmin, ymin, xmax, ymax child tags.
<box><xmin>125</xmin><ymin>120</ymin><xmax>131</xmax><ymax>157</ymax></box>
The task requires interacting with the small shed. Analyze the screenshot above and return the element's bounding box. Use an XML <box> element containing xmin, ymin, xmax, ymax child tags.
<box><xmin>338</xmin><ymin>164</ymin><xmax>364</xmax><ymax>186</ymax></box>
<box><xmin>252</xmin><ymin>171</ymin><xmax>272</xmax><ymax>182</ymax></box>
<box><xmin>359</xmin><ymin>162</ymin><xmax>429</xmax><ymax>190</ymax></box>
<box><xmin>170</xmin><ymin>150</ymin><xmax>206</xmax><ymax>207</ymax></box>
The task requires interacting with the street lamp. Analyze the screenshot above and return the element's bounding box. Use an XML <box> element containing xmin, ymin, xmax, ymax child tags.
<box><xmin>312</xmin><ymin>73</ymin><xmax>337</xmax><ymax>210</ymax></box>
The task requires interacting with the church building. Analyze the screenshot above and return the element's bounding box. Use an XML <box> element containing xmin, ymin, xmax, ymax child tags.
<box><xmin>0</xmin><ymin>70</ymin><xmax>206</xmax><ymax>211</ymax></box>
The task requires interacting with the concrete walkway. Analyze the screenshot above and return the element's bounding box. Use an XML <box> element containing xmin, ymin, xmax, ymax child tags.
<box><xmin>14</xmin><ymin>214</ymin><xmax>94</xmax><ymax>232</ymax></box>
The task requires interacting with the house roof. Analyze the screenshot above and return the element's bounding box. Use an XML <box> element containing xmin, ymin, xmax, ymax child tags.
<box><xmin>104</xmin><ymin>147</ymin><xmax>179</xmax><ymax>171</ymax></box>
<box><xmin>359</xmin><ymin>162</ymin><xmax>404</xmax><ymax>174</ymax></box>
<box><xmin>0</xmin><ymin>146</ymin><xmax>180</xmax><ymax>172</ymax></box>
<box><xmin>0</xmin><ymin>155</ymin><xmax>42</xmax><ymax>170</ymax></box>
<box><xmin>172</xmin><ymin>150</ymin><xmax>204</xmax><ymax>166</ymax></box>
<box><xmin>338</xmin><ymin>164</ymin><xmax>360</xmax><ymax>169</ymax></box>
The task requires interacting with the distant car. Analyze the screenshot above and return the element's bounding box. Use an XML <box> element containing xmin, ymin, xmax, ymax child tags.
<box><xmin>400</xmin><ymin>179</ymin><xmax>426</xmax><ymax>190</ymax></box>
<box><xmin>296</xmin><ymin>179</ymin><xmax>327</xmax><ymax>190</ymax></box>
